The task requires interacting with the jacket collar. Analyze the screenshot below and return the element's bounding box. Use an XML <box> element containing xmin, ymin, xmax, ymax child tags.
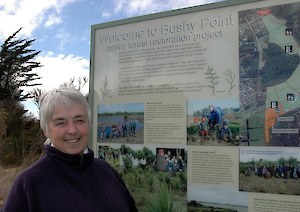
<box><xmin>44</xmin><ymin>140</ymin><xmax>94</xmax><ymax>170</ymax></box>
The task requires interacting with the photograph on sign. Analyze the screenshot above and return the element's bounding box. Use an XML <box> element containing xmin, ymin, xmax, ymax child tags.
<box><xmin>240</xmin><ymin>147</ymin><xmax>300</xmax><ymax>195</ymax></box>
<box><xmin>187</xmin><ymin>98</ymin><xmax>240</xmax><ymax>145</ymax></box>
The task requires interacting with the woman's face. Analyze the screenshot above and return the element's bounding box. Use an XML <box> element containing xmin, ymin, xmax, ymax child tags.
<box><xmin>44</xmin><ymin>104</ymin><xmax>89</xmax><ymax>155</ymax></box>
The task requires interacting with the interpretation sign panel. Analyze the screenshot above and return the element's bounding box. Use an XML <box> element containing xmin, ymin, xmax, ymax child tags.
<box><xmin>90</xmin><ymin>0</ymin><xmax>300</xmax><ymax>211</ymax></box>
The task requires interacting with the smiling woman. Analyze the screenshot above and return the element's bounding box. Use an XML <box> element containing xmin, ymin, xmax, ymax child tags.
<box><xmin>38</xmin><ymin>87</ymin><xmax>91</xmax><ymax>154</ymax></box>
<box><xmin>1</xmin><ymin>86</ymin><xmax>138</xmax><ymax>212</ymax></box>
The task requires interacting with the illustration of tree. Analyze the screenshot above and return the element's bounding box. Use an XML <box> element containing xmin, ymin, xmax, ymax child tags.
<box><xmin>100</xmin><ymin>76</ymin><xmax>108</xmax><ymax>97</ymax></box>
<box><xmin>224</xmin><ymin>69</ymin><xmax>236</xmax><ymax>93</ymax></box>
<box><xmin>205</xmin><ymin>66</ymin><xmax>219</xmax><ymax>93</ymax></box>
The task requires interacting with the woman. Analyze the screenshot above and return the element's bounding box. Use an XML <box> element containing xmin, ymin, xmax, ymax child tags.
<box><xmin>1</xmin><ymin>86</ymin><xmax>138</xmax><ymax>212</ymax></box>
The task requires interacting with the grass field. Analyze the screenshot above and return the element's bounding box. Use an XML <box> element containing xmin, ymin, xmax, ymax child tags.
<box><xmin>239</xmin><ymin>173</ymin><xmax>300</xmax><ymax>195</ymax></box>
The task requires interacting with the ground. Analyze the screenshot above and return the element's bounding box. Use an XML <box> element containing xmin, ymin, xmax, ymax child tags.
<box><xmin>0</xmin><ymin>166</ymin><xmax>22</xmax><ymax>207</ymax></box>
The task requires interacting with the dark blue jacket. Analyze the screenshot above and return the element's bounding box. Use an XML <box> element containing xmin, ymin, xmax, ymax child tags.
<box><xmin>1</xmin><ymin>145</ymin><xmax>138</xmax><ymax>212</ymax></box>
<box><xmin>209</xmin><ymin>107</ymin><xmax>223</xmax><ymax>125</ymax></box>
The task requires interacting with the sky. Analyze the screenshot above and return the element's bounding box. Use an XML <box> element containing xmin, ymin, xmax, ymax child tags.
<box><xmin>188</xmin><ymin>98</ymin><xmax>240</xmax><ymax>115</ymax></box>
<box><xmin>188</xmin><ymin>184</ymin><xmax>248</xmax><ymax>206</ymax></box>
<box><xmin>0</xmin><ymin>0</ymin><xmax>223</xmax><ymax>116</ymax></box>
<box><xmin>99</xmin><ymin>103</ymin><xmax>144</xmax><ymax>113</ymax></box>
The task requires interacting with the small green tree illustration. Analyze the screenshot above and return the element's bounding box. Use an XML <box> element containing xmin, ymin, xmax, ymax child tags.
<box><xmin>100</xmin><ymin>76</ymin><xmax>108</xmax><ymax>97</ymax></box>
<box><xmin>224</xmin><ymin>69</ymin><xmax>236</xmax><ymax>93</ymax></box>
<box><xmin>205</xmin><ymin>66</ymin><xmax>220</xmax><ymax>93</ymax></box>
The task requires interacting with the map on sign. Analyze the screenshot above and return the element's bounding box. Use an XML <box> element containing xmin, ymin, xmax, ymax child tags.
<box><xmin>239</xmin><ymin>2</ymin><xmax>300</xmax><ymax>146</ymax></box>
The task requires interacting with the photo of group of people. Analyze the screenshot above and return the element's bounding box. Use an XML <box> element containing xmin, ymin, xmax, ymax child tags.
<box><xmin>244</xmin><ymin>163</ymin><xmax>300</xmax><ymax>180</ymax></box>
<box><xmin>187</xmin><ymin>99</ymin><xmax>240</xmax><ymax>146</ymax></box>
<box><xmin>155</xmin><ymin>148</ymin><xmax>186</xmax><ymax>173</ymax></box>
<box><xmin>239</xmin><ymin>147</ymin><xmax>300</xmax><ymax>195</ymax></box>
<box><xmin>98</xmin><ymin>145</ymin><xmax>187</xmax><ymax>174</ymax></box>
<box><xmin>96</xmin><ymin>144</ymin><xmax>188</xmax><ymax>211</ymax></box>
<box><xmin>97</xmin><ymin>103</ymin><xmax>144</xmax><ymax>144</ymax></box>
<box><xmin>98</xmin><ymin>117</ymin><xmax>138</xmax><ymax>139</ymax></box>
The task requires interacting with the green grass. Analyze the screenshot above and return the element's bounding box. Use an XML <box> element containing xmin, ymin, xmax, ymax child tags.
<box><xmin>111</xmin><ymin>161</ymin><xmax>187</xmax><ymax>212</ymax></box>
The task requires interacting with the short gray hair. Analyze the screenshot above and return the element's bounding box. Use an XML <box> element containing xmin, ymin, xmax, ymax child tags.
<box><xmin>39</xmin><ymin>86</ymin><xmax>91</xmax><ymax>132</ymax></box>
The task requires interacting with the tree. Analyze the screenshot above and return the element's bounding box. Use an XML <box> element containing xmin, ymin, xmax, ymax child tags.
<box><xmin>0</xmin><ymin>108</ymin><xmax>9</xmax><ymax>141</ymax></box>
<box><xmin>0</xmin><ymin>28</ymin><xmax>42</xmax><ymax>101</ymax></box>
<box><xmin>142</xmin><ymin>147</ymin><xmax>155</xmax><ymax>165</ymax></box>
<box><xmin>62</xmin><ymin>76</ymin><xmax>88</xmax><ymax>92</ymax></box>
<box><xmin>29</xmin><ymin>77</ymin><xmax>89</xmax><ymax>108</ymax></box>
<box><xmin>0</xmin><ymin>28</ymin><xmax>43</xmax><ymax>166</ymax></box>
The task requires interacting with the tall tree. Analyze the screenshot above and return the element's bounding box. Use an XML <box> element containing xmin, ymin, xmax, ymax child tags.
<box><xmin>0</xmin><ymin>28</ymin><xmax>43</xmax><ymax>166</ymax></box>
<box><xmin>0</xmin><ymin>28</ymin><xmax>42</xmax><ymax>101</ymax></box>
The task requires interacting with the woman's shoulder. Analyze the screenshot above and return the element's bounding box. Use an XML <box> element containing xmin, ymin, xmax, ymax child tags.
<box><xmin>15</xmin><ymin>155</ymin><xmax>53</xmax><ymax>184</ymax></box>
<box><xmin>92</xmin><ymin>158</ymin><xmax>121</xmax><ymax>176</ymax></box>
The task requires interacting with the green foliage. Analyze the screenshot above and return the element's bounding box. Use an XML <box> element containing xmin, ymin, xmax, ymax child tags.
<box><xmin>120</xmin><ymin>144</ymin><xmax>131</xmax><ymax>155</ymax></box>
<box><xmin>278</xmin><ymin>157</ymin><xmax>287</xmax><ymax>166</ymax></box>
<box><xmin>0</xmin><ymin>100</ymin><xmax>44</xmax><ymax>166</ymax></box>
<box><xmin>158</xmin><ymin>172</ymin><xmax>165</xmax><ymax>182</ymax></box>
<box><xmin>187</xmin><ymin>126</ymin><xmax>197</xmax><ymax>135</ymax></box>
<box><xmin>239</xmin><ymin>162</ymin><xmax>248</xmax><ymax>174</ymax></box>
<box><xmin>145</xmin><ymin>187</ymin><xmax>185</xmax><ymax>212</ymax></box>
<box><xmin>109</xmin><ymin>145</ymin><xmax>188</xmax><ymax>211</ymax></box>
<box><xmin>135</xmin><ymin>150</ymin><xmax>144</xmax><ymax>161</ymax></box>
<box><xmin>229</xmin><ymin>123</ymin><xmax>239</xmax><ymax>137</ymax></box>
<box><xmin>0</xmin><ymin>28</ymin><xmax>41</xmax><ymax>101</ymax></box>
<box><xmin>171</xmin><ymin>178</ymin><xmax>181</xmax><ymax>192</ymax></box>
<box><xmin>122</xmin><ymin>155</ymin><xmax>133</xmax><ymax>171</ymax></box>
<box><xmin>124</xmin><ymin>171</ymin><xmax>136</xmax><ymax>187</ymax></box>
<box><xmin>0</xmin><ymin>108</ymin><xmax>9</xmax><ymax>140</ymax></box>
<box><xmin>164</xmin><ymin>174</ymin><xmax>171</xmax><ymax>185</ymax></box>
<box><xmin>0</xmin><ymin>29</ymin><xmax>45</xmax><ymax>167</ymax></box>
<box><xmin>287</xmin><ymin>157</ymin><xmax>298</xmax><ymax>166</ymax></box>
<box><xmin>145</xmin><ymin>187</ymin><xmax>173</xmax><ymax>212</ymax></box>
<box><xmin>146</xmin><ymin>174</ymin><xmax>155</xmax><ymax>192</ymax></box>
<box><xmin>0</xmin><ymin>100</ymin><xmax>25</xmax><ymax>166</ymax></box>
<box><xmin>178</xmin><ymin>172</ymin><xmax>187</xmax><ymax>185</ymax></box>
<box><xmin>142</xmin><ymin>147</ymin><xmax>155</xmax><ymax>165</ymax></box>
<box><xmin>146</xmin><ymin>188</ymin><xmax>173</xmax><ymax>212</ymax></box>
